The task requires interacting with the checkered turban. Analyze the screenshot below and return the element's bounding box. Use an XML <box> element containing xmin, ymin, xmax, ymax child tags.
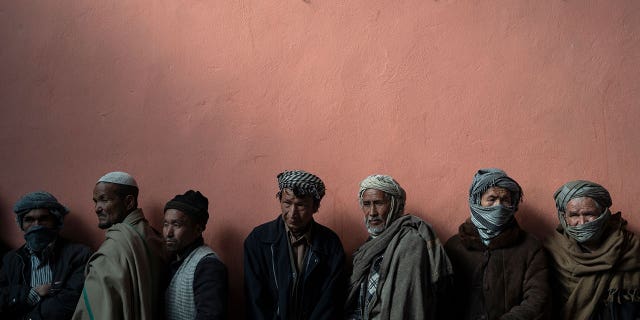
<box><xmin>277</xmin><ymin>170</ymin><xmax>326</xmax><ymax>200</ymax></box>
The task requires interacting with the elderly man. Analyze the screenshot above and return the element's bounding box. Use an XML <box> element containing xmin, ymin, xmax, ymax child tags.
<box><xmin>164</xmin><ymin>190</ymin><xmax>228</xmax><ymax>320</ymax></box>
<box><xmin>0</xmin><ymin>191</ymin><xmax>92</xmax><ymax>320</ymax></box>
<box><xmin>345</xmin><ymin>174</ymin><xmax>453</xmax><ymax>320</ymax></box>
<box><xmin>444</xmin><ymin>168</ymin><xmax>549</xmax><ymax>319</ymax></box>
<box><xmin>73</xmin><ymin>172</ymin><xmax>166</xmax><ymax>320</ymax></box>
<box><xmin>244</xmin><ymin>170</ymin><xmax>346</xmax><ymax>320</ymax></box>
<box><xmin>545</xmin><ymin>180</ymin><xmax>640</xmax><ymax>320</ymax></box>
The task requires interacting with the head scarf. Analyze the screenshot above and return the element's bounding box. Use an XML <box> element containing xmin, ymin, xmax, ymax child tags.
<box><xmin>469</xmin><ymin>168</ymin><xmax>523</xmax><ymax>245</ymax></box>
<box><xmin>358</xmin><ymin>174</ymin><xmax>406</xmax><ymax>229</ymax></box>
<box><xmin>97</xmin><ymin>171</ymin><xmax>138</xmax><ymax>187</ymax></box>
<box><xmin>553</xmin><ymin>180</ymin><xmax>612</xmax><ymax>243</ymax></box>
<box><xmin>13</xmin><ymin>191</ymin><xmax>69</xmax><ymax>229</ymax></box>
<box><xmin>277</xmin><ymin>170</ymin><xmax>326</xmax><ymax>201</ymax></box>
<box><xmin>164</xmin><ymin>190</ymin><xmax>209</xmax><ymax>226</ymax></box>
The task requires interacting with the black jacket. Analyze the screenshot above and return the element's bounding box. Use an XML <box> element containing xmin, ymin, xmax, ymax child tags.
<box><xmin>0</xmin><ymin>238</ymin><xmax>92</xmax><ymax>320</ymax></box>
<box><xmin>244</xmin><ymin>216</ymin><xmax>346</xmax><ymax>320</ymax></box>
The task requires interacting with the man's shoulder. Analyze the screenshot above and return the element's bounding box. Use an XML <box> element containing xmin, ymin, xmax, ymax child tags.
<box><xmin>312</xmin><ymin>220</ymin><xmax>342</xmax><ymax>242</ymax></box>
<box><xmin>246</xmin><ymin>216</ymin><xmax>283</xmax><ymax>242</ymax></box>
<box><xmin>55</xmin><ymin>238</ymin><xmax>93</xmax><ymax>256</ymax></box>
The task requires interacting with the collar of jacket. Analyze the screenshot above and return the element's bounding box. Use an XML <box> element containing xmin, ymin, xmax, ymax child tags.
<box><xmin>459</xmin><ymin>218</ymin><xmax>524</xmax><ymax>251</ymax></box>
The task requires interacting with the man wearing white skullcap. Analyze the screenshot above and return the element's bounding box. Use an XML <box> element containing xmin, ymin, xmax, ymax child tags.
<box><xmin>73</xmin><ymin>171</ymin><xmax>167</xmax><ymax>320</ymax></box>
<box><xmin>345</xmin><ymin>174</ymin><xmax>453</xmax><ymax>320</ymax></box>
<box><xmin>244</xmin><ymin>170</ymin><xmax>346</xmax><ymax>320</ymax></box>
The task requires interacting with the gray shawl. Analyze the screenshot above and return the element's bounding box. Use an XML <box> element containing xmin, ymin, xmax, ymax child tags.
<box><xmin>347</xmin><ymin>215</ymin><xmax>452</xmax><ymax>319</ymax></box>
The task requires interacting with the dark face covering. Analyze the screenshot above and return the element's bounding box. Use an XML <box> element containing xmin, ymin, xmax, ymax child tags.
<box><xmin>24</xmin><ymin>225</ymin><xmax>58</xmax><ymax>252</ymax></box>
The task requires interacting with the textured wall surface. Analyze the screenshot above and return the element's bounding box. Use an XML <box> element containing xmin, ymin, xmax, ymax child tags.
<box><xmin>1</xmin><ymin>1</ymin><xmax>639</xmax><ymax>316</ymax></box>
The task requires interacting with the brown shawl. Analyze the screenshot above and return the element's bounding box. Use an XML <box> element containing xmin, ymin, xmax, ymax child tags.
<box><xmin>544</xmin><ymin>212</ymin><xmax>640</xmax><ymax>320</ymax></box>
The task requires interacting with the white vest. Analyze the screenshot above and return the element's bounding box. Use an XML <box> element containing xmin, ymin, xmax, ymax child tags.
<box><xmin>165</xmin><ymin>245</ymin><xmax>218</xmax><ymax>320</ymax></box>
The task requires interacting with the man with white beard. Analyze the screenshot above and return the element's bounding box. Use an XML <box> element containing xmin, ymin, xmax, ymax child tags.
<box><xmin>345</xmin><ymin>174</ymin><xmax>453</xmax><ymax>320</ymax></box>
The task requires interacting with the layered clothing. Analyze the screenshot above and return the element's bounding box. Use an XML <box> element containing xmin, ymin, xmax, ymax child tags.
<box><xmin>0</xmin><ymin>238</ymin><xmax>91</xmax><ymax>320</ymax></box>
<box><xmin>72</xmin><ymin>209</ymin><xmax>167</xmax><ymax>320</ymax></box>
<box><xmin>346</xmin><ymin>215</ymin><xmax>453</xmax><ymax>320</ymax></box>
<box><xmin>166</xmin><ymin>237</ymin><xmax>228</xmax><ymax>320</ymax></box>
<box><xmin>244</xmin><ymin>216</ymin><xmax>345</xmax><ymax>320</ymax></box>
<box><xmin>545</xmin><ymin>212</ymin><xmax>640</xmax><ymax>320</ymax></box>
<box><xmin>445</xmin><ymin>219</ymin><xmax>549</xmax><ymax>320</ymax></box>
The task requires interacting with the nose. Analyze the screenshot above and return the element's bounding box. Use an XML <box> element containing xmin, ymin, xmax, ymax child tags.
<box><xmin>368</xmin><ymin>206</ymin><xmax>377</xmax><ymax>217</ymax></box>
<box><xmin>577</xmin><ymin>215</ymin><xmax>586</xmax><ymax>225</ymax></box>
<box><xmin>165</xmin><ymin>226</ymin><xmax>174</xmax><ymax>237</ymax></box>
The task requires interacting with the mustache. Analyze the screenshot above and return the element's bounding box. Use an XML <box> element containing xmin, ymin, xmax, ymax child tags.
<box><xmin>366</xmin><ymin>217</ymin><xmax>384</xmax><ymax>223</ymax></box>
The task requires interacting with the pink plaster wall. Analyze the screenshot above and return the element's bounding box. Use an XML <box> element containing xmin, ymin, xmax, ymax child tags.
<box><xmin>1</xmin><ymin>1</ymin><xmax>639</xmax><ymax>316</ymax></box>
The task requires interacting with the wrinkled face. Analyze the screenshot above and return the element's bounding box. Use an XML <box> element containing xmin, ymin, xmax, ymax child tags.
<box><xmin>564</xmin><ymin>197</ymin><xmax>601</xmax><ymax>226</ymax></box>
<box><xmin>480</xmin><ymin>187</ymin><xmax>513</xmax><ymax>208</ymax></box>
<box><xmin>280</xmin><ymin>188</ymin><xmax>317</xmax><ymax>234</ymax></box>
<box><xmin>93</xmin><ymin>182</ymin><xmax>130</xmax><ymax>229</ymax></box>
<box><xmin>361</xmin><ymin>189</ymin><xmax>391</xmax><ymax>235</ymax></box>
<box><xmin>163</xmin><ymin>209</ymin><xmax>202</xmax><ymax>254</ymax></box>
<box><xmin>22</xmin><ymin>208</ymin><xmax>57</xmax><ymax>232</ymax></box>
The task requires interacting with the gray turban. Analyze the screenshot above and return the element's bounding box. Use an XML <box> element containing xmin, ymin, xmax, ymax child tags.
<box><xmin>277</xmin><ymin>170</ymin><xmax>326</xmax><ymax>201</ymax></box>
<box><xmin>13</xmin><ymin>191</ymin><xmax>69</xmax><ymax>229</ymax></box>
<box><xmin>358</xmin><ymin>174</ymin><xmax>406</xmax><ymax>223</ymax></box>
<box><xmin>553</xmin><ymin>180</ymin><xmax>611</xmax><ymax>212</ymax></box>
<box><xmin>553</xmin><ymin>180</ymin><xmax>612</xmax><ymax>243</ymax></box>
<box><xmin>469</xmin><ymin>168</ymin><xmax>523</xmax><ymax>209</ymax></box>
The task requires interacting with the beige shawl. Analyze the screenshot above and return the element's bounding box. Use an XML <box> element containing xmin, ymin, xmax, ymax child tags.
<box><xmin>72</xmin><ymin>209</ymin><xmax>166</xmax><ymax>320</ymax></box>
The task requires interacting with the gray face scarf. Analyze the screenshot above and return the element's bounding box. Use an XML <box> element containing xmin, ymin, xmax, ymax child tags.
<box><xmin>468</xmin><ymin>168</ymin><xmax>522</xmax><ymax>245</ymax></box>
<box><xmin>553</xmin><ymin>180</ymin><xmax>613</xmax><ymax>244</ymax></box>
<box><xmin>470</xmin><ymin>205</ymin><xmax>515</xmax><ymax>245</ymax></box>
<box><xmin>562</xmin><ymin>208</ymin><xmax>611</xmax><ymax>243</ymax></box>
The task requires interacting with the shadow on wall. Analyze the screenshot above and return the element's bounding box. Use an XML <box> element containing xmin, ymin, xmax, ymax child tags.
<box><xmin>212</xmin><ymin>224</ymin><xmax>246</xmax><ymax>318</ymax></box>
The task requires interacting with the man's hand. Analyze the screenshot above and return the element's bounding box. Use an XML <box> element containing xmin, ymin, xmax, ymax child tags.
<box><xmin>34</xmin><ymin>283</ymin><xmax>52</xmax><ymax>297</ymax></box>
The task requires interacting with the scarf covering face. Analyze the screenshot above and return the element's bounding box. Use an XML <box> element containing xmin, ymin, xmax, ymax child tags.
<box><xmin>358</xmin><ymin>174</ymin><xmax>406</xmax><ymax>234</ymax></box>
<box><xmin>13</xmin><ymin>191</ymin><xmax>69</xmax><ymax>229</ymax></box>
<box><xmin>277</xmin><ymin>170</ymin><xmax>326</xmax><ymax>201</ymax></box>
<box><xmin>545</xmin><ymin>212</ymin><xmax>640</xmax><ymax>320</ymax></box>
<box><xmin>553</xmin><ymin>180</ymin><xmax>613</xmax><ymax>243</ymax></box>
<box><xmin>468</xmin><ymin>168</ymin><xmax>522</xmax><ymax>245</ymax></box>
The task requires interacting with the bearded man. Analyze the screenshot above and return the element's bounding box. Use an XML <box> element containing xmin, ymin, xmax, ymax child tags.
<box><xmin>0</xmin><ymin>191</ymin><xmax>91</xmax><ymax>319</ymax></box>
<box><xmin>444</xmin><ymin>168</ymin><xmax>549</xmax><ymax>320</ymax></box>
<box><xmin>545</xmin><ymin>180</ymin><xmax>640</xmax><ymax>320</ymax></box>
<box><xmin>345</xmin><ymin>174</ymin><xmax>453</xmax><ymax>320</ymax></box>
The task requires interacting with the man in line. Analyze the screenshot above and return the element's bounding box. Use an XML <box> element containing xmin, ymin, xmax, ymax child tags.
<box><xmin>163</xmin><ymin>190</ymin><xmax>228</xmax><ymax>320</ymax></box>
<box><xmin>445</xmin><ymin>168</ymin><xmax>549</xmax><ymax>319</ymax></box>
<box><xmin>545</xmin><ymin>180</ymin><xmax>640</xmax><ymax>319</ymax></box>
<box><xmin>73</xmin><ymin>172</ymin><xmax>166</xmax><ymax>320</ymax></box>
<box><xmin>1</xmin><ymin>191</ymin><xmax>92</xmax><ymax>319</ymax></box>
<box><xmin>345</xmin><ymin>174</ymin><xmax>453</xmax><ymax>320</ymax></box>
<box><xmin>244</xmin><ymin>170</ymin><xmax>345</xmax><ymax>320</ymax></box>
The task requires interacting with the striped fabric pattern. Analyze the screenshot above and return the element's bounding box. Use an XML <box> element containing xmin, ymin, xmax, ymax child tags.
<box><xmin>27</xmin><ymin>254</ymin><xmax>53</xmax><ymax>305</ymax></box>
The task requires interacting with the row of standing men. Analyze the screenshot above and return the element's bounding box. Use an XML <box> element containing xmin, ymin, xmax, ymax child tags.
<box><xmin>1</xmin><ymin>169</ymin><xmax>639</xmax><ymax>319</ymax></box>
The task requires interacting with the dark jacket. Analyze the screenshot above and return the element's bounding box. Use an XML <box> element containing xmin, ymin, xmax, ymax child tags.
<box><xmin>0</xmin><ymin>238</ymin><xmax>92</xmax><ymax>320</ymax></box>
<box><xmin>244</xmin><ymin>216</ymin><xmax>346</xmax><ymax>320</ymax></box>
<box><xmin>444</xmin><ymin>220</ymin><xmax>550</xmax><ymax>320</ymax></box>
<box><xmin>167</xmin><ymin>237</ymin><xmax>228</xmax><ymax>320</ymax></box>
